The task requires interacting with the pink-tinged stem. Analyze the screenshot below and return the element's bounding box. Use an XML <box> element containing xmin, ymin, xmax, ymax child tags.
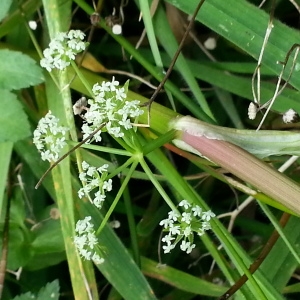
<box><xmin>182</xmin><ymin>131</ymin><xmax>300</xmax><ymax>215</ymax></box>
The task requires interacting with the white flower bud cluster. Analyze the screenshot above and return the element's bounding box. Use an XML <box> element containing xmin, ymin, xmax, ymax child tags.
<box><xmin>40</xmin><ymin>30</ymin><xmax>88</xmax><ymax>72</ymax></box>
<box><xmin>78</xmin><ymin>161</ymin><xmax>112</xmax><ymax>209</ymax></box>
<box><xmin>33</xmin><ymin>111</ymin><xmax>69</xmax><ymax>162</ymax></box>
<box><xmin>74</xmin><ymin>216</ymin><xmax>104</xmax><ymax>264</ymax></box>
<box><xmin>160</xmin><ymin>200</ymin><xmax>215</xmax><ymax>254</ymax></box>
<box><xmin>81</xmin><ymin>77</ymin><xmax>144</xmax><ymax>142</ymax></box>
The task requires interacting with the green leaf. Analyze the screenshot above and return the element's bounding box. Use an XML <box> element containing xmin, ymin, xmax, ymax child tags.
<box><xmin>12</xmin><ymin>291</ymin><xmax>35</xmax><ymax>300</ymax></box>
<box><xmin>31</xmin><ymin>218</ymin><xmax>65</xmax><ymax>254</ymax></box>
<box><xmin>0</xmin><ymin>0</ymin><xmax>12</xmax><ymax>22</ymax></box>
<box><xmin>152</xmin><ymin>4</ymin><xmax>214</xmax><ymax>119</ymax></box>
<box><xmin>6</xmin><ymin>224</ymin><xmax>33</xmax><ymax>269</ymax></box>
<box><xmin>26</xmin><ymin>252</ymin><xmax>66</xmax><ymax>271</ymax></box>
<box><xmin>261</xmin><ymin>216</ymin><xmax>300</xmax><ymax>292</ymax></box>
<box><xmin>0</xmin><ymin>142</ymin><xmax>13</xmax><ymax>217</ymax></box>
<box><xmin>166</xmin><ymin>0</ymin><xmax>300</xmax><ymax>96</ymax></box>
<box><xmin>12</xmin><ymin>280</ymin><xmax>60</xmax><ymax>300</ymax></box>
<box><xmin>0</xmin><ymin>90</ymin><xmax>31</xmax><ymax>142</ymax></box>
<box><xmin>0</xmin><ymin>0</ymin><xmax>41</xmax><ymax>39</ymax></box>
<box><xmin>141</xmin><ymin>257</ymin><xmax>227</xmax><ymax>297</ymax></box>
<box><xmin>36</xmin><ymin>280</ymin><xmax>60</xmax><ymax>300</ymax></box>
<box><xmin>80</xmin><ymin>202</ymin><xmax>157</xmax><ymax>300</ymax></box>
<box><xmin>0</xmin><ymin>49</ymin><xmax>44</xmax><ymax>90</ymax></box>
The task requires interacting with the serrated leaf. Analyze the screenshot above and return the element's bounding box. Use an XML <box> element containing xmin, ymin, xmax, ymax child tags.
<box><xmin>12</xmin><ymin>291</ymin><xmax>36</xmax><ymax>300</ymax></box>
<box><xmin>37</xmin><ymin>280</ymin><xmax>60</xmax><ymax>300</ymax></box>
<box><xmin>0</xmin><ymin>90</ymin><xmax>31</xmax><ymax>142</ymax></box>
<box><xmin>0</xmin><ymin>49</ymin><xmax>44</xmax><ymax>90</ymax></box>
<box><xmin>0</xmin><ymin>0</ymin><xmax>12</xmax><ymax>22</ymax></box>
<box><xmin>12</xmin><ymin>280</ymin><xmax>60</xmax><ymax>300</ymax></box>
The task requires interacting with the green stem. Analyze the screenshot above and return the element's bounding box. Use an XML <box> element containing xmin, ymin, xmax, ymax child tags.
<box><xmin>259</xmin><ymin>202</ymin><xmax>300</xmax><ymax>264</ymax></box>
<box><xmin>122</xmin><ymin>181</ymin><xmax>140</xmax><ymax>266</ymax></box>
<box><xmin>142</xmin><ymin>129</ymin><xmax>177</xmax><ymax>155</ymax></box>
<box><xmin>139</xmin><ymin>157</ymin><xmax>178</xmax><ymax>213</ymax></box>
<box><xmin>23</xmin><ymin>15</ymin><xmax>60</xmax><ymax>89</ymax></box>
<box><xmin>70</xmin><ymin>61</ymin><xmax>93</xmax><ymax>97</ymax></box>
<box><xmin>96</xmin><ymin>160</ymin><xmax>139</xmax><ymax>235</ymax></box>
<box><xmin>68</xmin><ymin>141</ymin><xmax>132</xmax><ymax>156</ymax></box>
<box><xmin>108</xmin><ymin>156</ymin><xmax>135</xmax><ymax>179</ymax></box>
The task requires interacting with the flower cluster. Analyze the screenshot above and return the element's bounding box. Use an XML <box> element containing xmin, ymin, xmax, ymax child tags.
<box><xmin>248</xmin><ymin>102</ymin><xmax>258</xmax><ymax>120</ymax></box>
<box><xmin>40</xmin><ymin>30</ymin><xmax>88</xmax><ymax>72</ymax></box>
<box><xmin>78</xmin><ymin>161</ymin><xmax>112</xmax><ymax>209</ymax></box>
<box><xmin>80</xmin><ymin>77</ymin><xmax>144</xmax><ymax>142</ymax></box>
<box><xmin>159</xmin><ymin>200</ymin><xmax>215</xmax><ymax>254</ymax></box>
<box><xmin>74</xmin><ymin>216</ymin><xmax>104</xmax><ymax>264</ymax></box>
<box><xmin>283</xmin><ymin>108</ymin><xmax>299</xmax><ymax>123</ymax></box>
<box><xmin>33</xmin><ymin>111</ymin><xmax>69</xmax><ymax>162</ymax></box>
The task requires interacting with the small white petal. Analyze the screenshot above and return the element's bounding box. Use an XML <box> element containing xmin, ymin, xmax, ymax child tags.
<box><xmin>248</xmin><ymin>102</ymin><xmax>258</xmax><ymax>120</ymax></box>
<box><xmin>283</xmin><ymin>109</ymin><xmax>298</xmax><ymax>124</ymax></box>
<box><xmin>112</xmin><ymin>24</ymin><xmax>122</xmax><ymax>35</ymax></box>
<box><xmin>28</xmin><ymin>20</ymin><xmax>37</xmax><ymax>30</ymax></box>
<box><xmin>204</xmin><ymin>37</ymin><xmax>217</xmax><ymax>50</ymax></box>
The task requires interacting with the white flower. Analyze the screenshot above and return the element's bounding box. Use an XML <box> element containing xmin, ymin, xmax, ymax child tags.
<box><xmin>78</xmin><ymin>161</ymin><xmax>112</xmax><ymax>209</ymax></box>
<box><xmin>109</xmin><ymin>77</ymin><xmax>119</xmax><ymax>90</ymax></box>
<box><xmin>33</xmin><ymin>111</ymin><xmax>69</xmax><ymax>162</ymax></box>
<box><xmin>68</xmin><ymin>29</ymin><xmax>85</xmax><ymax>40</ymax></box>
<box><xmin>201</xmin><ymin>221</ymin><xmax>211</xmax><ymax>231</ymax></box>
<box><xmin>192</xmin><ymin>205</ymin><xmax>202</xmax><ymax>217</ymax></box>
<box><xmin>168</xmin><ymin>224</ymin><xmax>180</xmax><ymax>236</ymax></box>
<box><xmin>115</xmin><ymin>87</ymin><xmax>126</xmax><ymax>100</ymax></box>
<box><xmin>82</xmin><ymin>161</ymin><xmax>89</xmax><ymax>170</ymax></box>
<box><xmin>40</xmin><ymin>30</ymin><xmax>87</xmax><ymax>72</ymax></box>
<box><xmin>160</xmin><ymin>200</ymin><xmax>215</xmax><ymax>254</ymax></box>
<box><xmin>181</xmin><ymin>212</ymin><xmax>192</xmax><ymax>224</ymax></box>
<box><xmin>159</xmin><ymin>218</ymin><xmax>173</xmax><ymax>229</ymax></box>
<box><xmin>97</xmin><ymin>164</ymin><xmax>109</xmax><ymax>173</ymax></box>
<box><xmin>65</xmin><ymin>49</ymin><xmax>76</xmax><ymax>60</ymax></box>
<box><xmin>78</xmin><ymin>188</ymin><xmax>85</xmax><ymax>199</ymax></box>
<box><xmin>283</xmin><ymin>109</ymin><xmax>298</xmax><ymax>123</ymax></box>
<box><xmin>118</xmin><ymin>119</ymin><xmax>132</xmax><ymax>130</ymax></box>
<box><xmin>93</xmin><ymin>191</ymin><xmax>106</xmax><ymax>208</ymax></box>
<box><xmin>180</xmin><ymin>240</ymin><xmax>195</xmax><ymax>254</ymax></box>
<box><xmin>162</xmin><ymin>234</ymin><xmax>175</xmax><ymax>244</ymax></box>
<box><xmin>79</xmin><ymin>78</ymin><xmax>144</xmax><ymax>143</ymax></box>
<box><xmin>183</xmin><ymin>226</ymin><xmax>192</xmax><ymax>237</ymax></box>
<box><xmin>40</xmin><ymin>58</ymin><xmax>53</xmax><ymax>72</ymax></box>
<box><xmin>162</xmin><ymin>243</ymin><xmax>175</xmax><ymax>254</ymax></box>
<box><xmin>168</xmin><ymin>210</ymin><xmax>180</xmax><ymax>221</ymax></box>
<box><xmin>92</xmin><ymin>253</ymin><xmax>105</xmax><ymax>264</ymax></box>
<box><xmin>201</xmin><ymin>210</ymin><xmax>216</xmax><ymax>221</ymax></box>
<box><xmin>75</xmin><ymin>216</ymin><xmax>93</xmax><ymax>234</ymax></box>
<box><xmin>86</xmin><ymin>165</ymin><xmax>96</xmax><ymax>176</ymax></box>
<box><xmin>103</xmin><ymin>179</ymin><xmax>113</xmax><ymax>191</ymax></box>
<box><xmin>74</xmin><ymin>235</ymin><xmax>87</xmax><ymax>250</ymax></box>
<box><xmin>80</xmin><ymin>248</ymin><xmax>92</xmax><ymax>260</ymax></box>
<box><xmin>179</xmin><ymin>199</ymin><xmax>191</xmax><ymax>209</ymax></box>
<box><xmin>87</xmin><ymin>232</ymin><xmax>98</xmax><ymax>249</ymax></box>
<box><xmin>107</xmin><ymin>125</ymin><xmax>123</xmax><ymax>138</ymax></box>
<box><xmin>74</xmin><ymin>217</ymin><xmax>104</xmax><ymax>264</ymax></box>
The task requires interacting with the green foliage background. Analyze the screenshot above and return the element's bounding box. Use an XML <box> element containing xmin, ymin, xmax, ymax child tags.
<box><xmin>0</xmin><ymin>0</ymin><xmax>300</xmax><ymax>299</ymax></box>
